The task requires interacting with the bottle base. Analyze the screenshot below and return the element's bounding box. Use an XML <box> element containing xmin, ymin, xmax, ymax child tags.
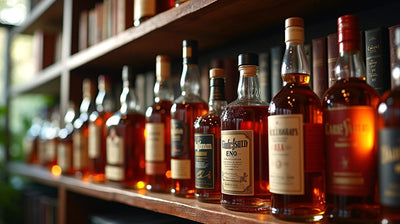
<box><xmin>271</xmin><ymin>207</ymin><xmax>325</xmax><ymax>222</ymax></box>
<box><xmin>326</xmin><ymin>204</ymin><xmax>379</xmax><ymax>224</ymax></box>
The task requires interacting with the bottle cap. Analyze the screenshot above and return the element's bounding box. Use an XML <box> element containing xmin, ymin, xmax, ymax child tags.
<box><xmin>209</xmin><ymin>68</ymin><xmax>225</xmax><ymax>79</ymax></box>
<box><xmin>337</xmin><ymin>14</ymin><xmax>360</xmax><ymax>51</ymax></box>
<box><xmin>238</xmin><ymin>53</ymin><xmax>258</xmax><ymax>66</ymax></box>
<box><xmin>156</xmin><ymin>55</ymin><xmax>171</xmax><ymax>81</ymax></box>
<box><xmin>285</xmin><ymin>17</ymin><xmax>304</xmax><ymax>43</ymax></box>
<box><xmin>98</xmin><ymin>75</ymin><xmax>111</xmax><ymax>91</ymax></box>
<box><xmin>122</xmin><ymin>65</ymin><xmax>133</xmax><ymax>85</ymax></box>
<box><xmin>82</xmin><ymin>79</ymin><xmax>93</xmax><ymax>98</ymax></box>
<box><xmin>182</xmin><ymin>39</ymin><xmax>198</xmax><ymax>64</ymax></box>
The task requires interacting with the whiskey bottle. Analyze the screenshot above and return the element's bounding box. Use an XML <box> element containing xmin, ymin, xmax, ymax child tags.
<box><xmin>268</xmin><ymin>17</ymin><xmax>325</xmax><ymax>221</ymax></box>
<box><xmin>378</xmin><ymin>27</ymin><xmax>400</xmax><ymax>224</ymax></box>
<box><xmin>89</xmin><ymin>75</ymin><xmax>115</xmax><ymax>182</ymax></box>
<box><xmin>57</xmin><ymin>102</ymin><xmax>77</xmax><ymax>175</ymax></box>
<box><xmin>194</xmin><ymin>68</ymin><xmax>227</xmax><ymax>203</ymax></box>
<box><xmin>134</xmin><ymin>0</ymin><xmax>156</xmax><ymax>27</ymax></box>
<box><xmin>105</xmin><ymin>66</ymin><xmax>146</xmax><ymax>189</ymax></box>
<box><xmin>323</xmin><ymin>15</ymin><xmax>380</xmax><ymax>222</ymax></box>
<box><xmin>145</xmin><ymin>55</ymin><xmax>173</xmax><ymax>192</ymax></box>
<box><xmin>73</xmin><ymin>79</ymin><xmax>95</xmax><ymax>180</ymax></box>
<box><xmin>24</xmin><ymin>114</ymin><xmax>43</xmax><ymax>164</ymax></box>
<box><xmin>170</xmin><ymin>40</ymin><xmax>208</xmax><ymax>198</ymax></box>
<box><xmin>38</xmin><ymin>107</ymin><xmax>60</xmax><ymax>170</ymax></box>
<box><xmin>220</xmin><ymin>53</ymin><xmax>270</xmax><ymax>212</ymax></box>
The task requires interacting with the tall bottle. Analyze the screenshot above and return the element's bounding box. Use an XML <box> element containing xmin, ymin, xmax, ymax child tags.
<box><xmin>268</xmin><ymin>17</ymin><xmax>325</xmax><ymax>221</ymax></box>
<box><xmin>323</xmin><ymin>15</ymin><xmax>380</xmax><ymax>222</ymax></box>
<box><xmin>378</xmin><ymin>27</ymin><xmax>400</xmax><ymax>224</ymax></box>
<box><xmin>89</xmin><ymin>75</ymin><xmax>115</xmax><ymax>182</ymax></box>
<box><xmin>105</xmin><ymin>66</ymin><xmax>146</xmax><ymax>189</ymax></box>
<box><xmin>145</xmin><ymin>55</ymin><xmax>174</xmax><ymax>192</ymax></box>
<box><xmin>220</xmin><ymin>53</ymin><xmax>270</xmax><ymax>212</ymax></box>
<box><xmin>170</xmin><ymin>40</ymin><xmax>208</xmax><ymax>198</ymax></box>
<box><xmin>194</xmin><ymin>68</ymin><xmax>227</xmax><ymax>203</ymax></box>
<box><xmin>57</xmin><ymin>103</ymin><xmax>77</xmax><ymax>175</ymax></box>
<box><xmin>73</xmin><ymin>79</ymin><xmax>95</xmax><ymax>180</ymax></box>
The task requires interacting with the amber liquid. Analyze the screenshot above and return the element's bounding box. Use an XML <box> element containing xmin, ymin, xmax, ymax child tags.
<box><xmin>89</xmin><ymin>112</ymin><xmax>113</xmax><ymax>182</ymax></box>
<box><xmin>146</xmin><ymin>100</ymin><xmax>173</xmax><ymax>192</ymax></box>
<box><xmin>195</xmin><ymin>111</ymin><xmax>222</xmax><ymax>203</ymax></box>
<box><xmin>171</xmin><ymin>101</ymin><xmax>208</xmax><ymax>198</ymax></box>
<box><xmin>106</xmin><ymin>112</ymin><xmax>146</xmax><ymax>189</ymax></box>
<box><xmin>73</xmin><ymin>121</ymin><xmax>91</xmax><ymax>180</ymax></box>
<box><xmin>323</xmin><ymin>77</ymin><xmax>380</xmax><ymax>223</ymax></box>
<box><xmin>270</xmin><ymin>73</ymin><xmax>325</xmax><ymax>221</ymax></box>
<box><xmin>58</xmin><ymin>131</ymin><xmax>75</xmax><ymax>175</ymax></box>
<box><xmin>221</xmin><ymin>105</ymin><xmax>270</xmax><ymax>212</ymax></box>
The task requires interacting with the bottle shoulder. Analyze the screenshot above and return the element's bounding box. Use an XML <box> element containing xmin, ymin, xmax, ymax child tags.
<box><xmin>270</xmin><ymin>84</ymin><xmax>322</xmax><ymax>112</ymax></box>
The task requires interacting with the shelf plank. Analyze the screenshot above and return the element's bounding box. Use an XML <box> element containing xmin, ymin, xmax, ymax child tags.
<box><xmin>8</xmin><ymin>162</ymin><xmax>295</xmax><ymax>224</ymax></box>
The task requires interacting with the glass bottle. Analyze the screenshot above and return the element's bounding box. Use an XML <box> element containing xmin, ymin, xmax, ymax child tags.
<box><xmin>268</xmin><ymin>17</ymin><xmax>325</xmax><ymax>222</ymax></box>
<box><xmin>39</xmin><ymin>107</ymin><xmax>59</xmax><ymax>170</ymax></box>
<box><xmin>145</xmin><ymin>55</ymin><xmax>173</xmax><ymax>192</ymax></box>
<box><xmin>170</xmin><ymin>40</ymin><xmax>208</xmax><ymax>198</ymax></box>
<box><xmin>194</xmin><ymin>68</ymin><xmax>227</xmax><ymax>203</ymax></box>
<box><xmin>134</xmin><ymin>0</ymin><xmax>156</xmax><ymax>27</ymax></box>
<box><xmin>57</xmin><ymin>103</ymin><xmax>77</xmax><ymax>175</ymax></box>
<box><xmin>220</xmin><ymin>53</ymin><xmax>270</xmax><ymax>212</ymax></box>
<box><xmin>323</xmin><ymin>15</ymin><xmax>380</xmax><ymax>222</ymax></box>
<box><xmin>378</xmin><ymin>27</ymin><xmax>400</xmax><ymax>224</ymax></box>
<box><xmin>89</xmin><ymin>75</ymin><xmax>115</xmax><ymax>183</ymax></box>
<box><xmin>73</xmin><ymin>79</ymin><xmax>95</xmax><ymax>180</ymax></box>
<box><xmin>105</xmin><ymin>66</ymin><xmax>146</xmax><ymax>189</ymax></box>
<box><xmin>24</xmin><ymin>114</ymin><xmax>43</xmax><ymax>164</ymax></box>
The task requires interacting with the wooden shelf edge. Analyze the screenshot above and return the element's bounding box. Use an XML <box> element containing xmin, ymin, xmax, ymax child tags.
<box><xmin>7</xmin><ymin>162</ymin><xmax>293</xmax><ymax>224</ymax></box>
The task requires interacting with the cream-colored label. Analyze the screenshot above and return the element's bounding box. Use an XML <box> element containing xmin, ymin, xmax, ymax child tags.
<box><xmin>268</xmin><ymin>114</ymin><xmax>304</xmax><ymax>195</ymax></box>
<box><xmin>105</xmin><ymin>165</ymin><xmax>124</xmax><ymax>181</ymax></box>
<box><xmin>171</xmin><ymin>159</ymin><xmax>191</xmax><ymax>179</ymax></box>
<box><xmin>134</xmin><ymin>0</ymin><xmax>155</xmax><ymax>20</ymax></box>
<box><xmin>221</xmin><ymin>130</ymin><xmax>254</xmax><ymax>196</ymax></box>
<box><xmin>88</xmin><ymin>123</ymin><xmax>100</xmax><ymax>159</ymax></box>
<box><xmin>73</xmin><ymin>131</ymin><xmax>82</xmax><ymax>169</ymax></box>
<box><xmin>145</xmin><ymin>123</ymin><xmax>165</xmax><ymax>162</ymax></box>
<box><xmin>57</xmin><ymin>143</ymin><xmax>69</xmax><ymax>170</ymax></box>
<box><xmin>106</xmin><ymin>130</ymin><xmax>124</xmax><ymax>165</ymax></box>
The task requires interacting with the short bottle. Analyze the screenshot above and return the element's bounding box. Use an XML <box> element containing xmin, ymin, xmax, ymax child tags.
<box><xmin>378</xmin><ymin>27</ymin><xmax>400</xmax><ymax>224</ymax></box>
<box><xmin>145</xmin><ymin>55</ymin><xmax>174</xmax><ymax>192</ymax></box>
<box><xmin>134</xmin><ymin>0</ymin><xmax>156</xmax><ymax>27</ymax></box>
<box><xmin>194</xmin><ymin>68</ymin><xmax>227</xmax><ymax>203</ymax></box>
<box><xmin>57</xmin><ymin>103</ymin><xmax>77</xmax><ymax>175</ymax></box>
<box><xmin>170</xmin><ymin>40</ymin><xmax>208</xmax><ymax>198</ymax></box>
<box><xmin>89</xmin><ymin>75</ymin><xmax>115</xmax><ymax>182</ymax></box>
<box><xmin>73</xmin><ymin>79</ymin><xmax>95</xmax><ymax>180</ymax></box>
<box><xmin>268</xmin><ymin>17</ymin><xmax>325</xmax><ymax>222</ymax></box>
<box><xmin>220</xmin><ymin>53</ymin><xmax>270</xmax><ymax>212</ymax></box>
<box><xmin>105</xmin><ymin>66</ymin><xmax>146</xmax><ymax>189</ymax></box>
<box><xmin>323</xmin><ymin>15</ymin><xmax>380</xmax><ymax>222</ymax></box>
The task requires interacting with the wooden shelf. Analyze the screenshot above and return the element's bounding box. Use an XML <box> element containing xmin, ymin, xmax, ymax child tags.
<box><xmin>8</xmin><ymin>162</ymin><xmax>296</xmax><ymax>224</ymax></box>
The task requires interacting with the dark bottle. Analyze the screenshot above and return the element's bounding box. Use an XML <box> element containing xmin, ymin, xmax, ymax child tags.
<box><xmin>57</xmin><ymin>103</ymin><xmax>77</xmax><ymax>175</ymax></box>
<box><xmin>268</xmin><ymin>17</ymin><xmax>325</xmax><ymax>222</ymax></box>
<box><xmin>194</xmin><ymin>68</ymin><xmax>227</xmax><ymax>203</ymax></box>
<box><xmin>89</xmin><ymin>75</ymin><xmax>115</xmax><ymax>183</ymax></box>
<box><xmin>323</xmin><ymin>15</ymin><xmax>380</xmax><ymax>223</ymax></box>
<box><xmin>105</xmin><ymin>66</ymin><xmax>146</xmax><ymax>189</ymax></box>
<box><xmin>378</xmin><ymin>27</ymin><xmax>400</xmax><ymax>224</ymax></box>
<box><xmin>145</xmin><ymin>55</ymin><xmax>173</xmax><ymax>192</ymax></box>
<box><xmin>220</xmin><ymin>53</ymin><xmax>270</xmax><ymax>212</ymax></box>
<box><xmin>170</xmin><ymin>40</ymin><xmax>209</xmax><ymax>198</ymax></box>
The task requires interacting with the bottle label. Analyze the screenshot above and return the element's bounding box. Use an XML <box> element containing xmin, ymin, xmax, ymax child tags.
<box><xmin>57</xmin><ymin>143</ymin><xmax>70</xmax><ymax>171</ymax></box>
<box><xmin>268</xmin><ymin>114</ymin><xmax>304</xmax><ymax>195</ymax></box>
<box><xmin>379</xmin><ymin>128</ymin><xmax>400</xmax><ymax>207</ymax></box>
<box><xmin>145</xmin><ymin>123</ymin><xmax>165</xmax><ymax>162</ymax></box>
<box><xmin>221</xmin><ymin>130</ymin><xmax>254</xmax><ymax>196</ymax></box>
<box><xmin>106</xmin><ymin>128</ymin><xmax>124</xmax><ymax>165</ymax></box>
<box><xmin>88</xmin><ymin>123</ymin><xmax>100</xmax><ymax>159</ymax></box>
<box><xmin>171</xmin><ymin>159</ymin><xmax>191</xmax><ymax>179</ymax></box>
<box><xmin>171</xmin><ymin>119</ymin><xmax>189</xmax><ymax>157</ymax></box>
<box><xmin>145</xmin><ymin>162</ymin><xmax>167</xmax><ymax>175</ymax></box>
<box><xmin>195</xmin><ymin>133</ymin><xmax>215</xmax><ymax>190</ymax></box>
<box><xmin>73</xmin><ymin>131</ymin><xmax>82</xmax><ymax>169</ymax></box>
<box><xmin>325</xmin><ymin>106</ymin><xmax>376</xmax><ymax>196</ymax></box>
<box><xmin>105</xmin><ymin>165</ymin><xmax>124</xmax><ymax>181</ymax></box>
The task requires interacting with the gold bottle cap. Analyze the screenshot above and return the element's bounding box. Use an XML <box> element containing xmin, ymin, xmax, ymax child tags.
<box><xmin>285</xmin><ymin>17</ymin><xmax>304</xmax><ymax>43</ymax></box>
<box><xmin>156</xmin><ymin>55</ymin><xmax>171</xmax><ymax>81</ymax></box>
<box><xmin>209</xmin><ymin>68</ymin><xmax>225</xmax><ymax>79</ymax></box>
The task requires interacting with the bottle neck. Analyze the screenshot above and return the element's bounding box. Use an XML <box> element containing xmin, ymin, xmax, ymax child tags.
<box><xmin>281</xmin><ymin>41</ymin><xmax>310</xmax><ymax>86</ymax></box>
<box><xmin>80</xmin><ymin>96</ymin><xmax>92</xmax><ymax>114</ymax></box>
<box><xmin>237</xmin><ymin>65</ymin><xmax>261</xmax><ymax>100</ymax></box>
<box><xmin>208</xmin><ymin>78</ymin><xmax>227</xmax><ymax>114</ymax></box>
<box><xmin>120</xmin><ymin>83</ymin><xmax>139</xmax><ymax>114</ymax></box>
<box><xmin>335</xmin><ymin>48</ymin><xmax>365</xmax><ymax>81</ymax></box>
<box><xmin>180</xmin><ymin>63</ymin><xmax>201</xmax><ymax>96</ymax></box>
<box><xmin>95</xmin><ymin>89</ymin><xmax>114</xmax><ymax>113</ymax></box>
<box><xmin>154</xmin><ymin>79</ymin><xmax>173</xmax><ymax>102</ymax></box>
<box><xmin>393</xmin><ymin>46</ymin><xmax>400</xmax><ymax>88</ymax></box>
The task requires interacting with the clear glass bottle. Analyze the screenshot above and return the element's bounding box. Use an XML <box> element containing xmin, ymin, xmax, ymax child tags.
<box><xmin>145</xmin><ymin>55</ymin><xmax>174</xmax><ymax>192</ymax></box>
<box><xmin>220</xmin><ymin>53</ymin><xmax>270</xmax><ymax>212</ymax></box>
<box><xmin>105</xmin><ymin>66</ymin><xmax>146</xmax><ymax>189</ymax></box>
<box><xmin>170</xmin><ymin>40</ymin><xmax>209</xmax><ymax>198</ymax></box>
<box><xmin>194</xmin><ymin>68</ymin><xmax>227</xmax><ymax>203</ymax></box>
<box><xmin>57</xmin><ymin>102</ymin><xmax>77</xmax><ymax>175</ymax></box>
<box><xmin>378</xmin><ymin>27</ymin><xmax>400</xmax><ymax>224</ymax></box>
<box><xmin>73</xmin><ymin>79</ymin><xmax>95</xmax><ymax>180</ymax></box>
<box><xmin>89</xmin><ymin>75</ymin><xmax>115</xmax><ymax>183</ymax></box>
<box><xmin>323</xmin><ymin>15</ymin><xmax>380</xmax><ymax>223</ymax></box>
<box><xmin>268</xmin><ymin>17</ymin><xmax>325</xmax><ymax>222</ymax></box>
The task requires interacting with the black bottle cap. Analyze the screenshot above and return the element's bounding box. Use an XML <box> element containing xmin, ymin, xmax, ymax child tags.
<box><xmin>238</xmin><ymin>53</ymin><xmax>258</xmax><ymax>66</ymax></box>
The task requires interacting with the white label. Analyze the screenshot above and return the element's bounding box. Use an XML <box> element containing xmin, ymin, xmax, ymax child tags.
<box><xmin>268</xmin><ymin>114</ymin><xmax>304</xmax><ymax>195</ymax></box>
<box><xmin>221</xmin><ymin>130</ymin><xmax>254</xmax><ymax>196</ymax></box>
<box><xmin>89</xmin><ymin>123</ymin><xmax>100</xmax><ymax>159</ymax></box>
<box><xmin>73</xmin><ymin>131</ymin><xmax>82</xmax><ymax>169</ymax></box>
<box><xmin>57</xmin><ymin>143</ymin><xmax>69</xmax><ymax>171</ymax></box>
<box><xmin>171</xmin><ymin>159</ymin><xmax>191</xmax><ymax>179</ymax></box>
<box><xmin>106</xmin><ymin>129</ymin><xmax>124</xmax><ymax>165</ymax></box>
<box><xmin>105</xmin><ymin>165</ymin><xmax>124</xmax><ymax>181</ymax></box>
<box><xmin>145</xmin><ymin>123</ymin><xmax>165</xmax><ymax>162</ymax></box>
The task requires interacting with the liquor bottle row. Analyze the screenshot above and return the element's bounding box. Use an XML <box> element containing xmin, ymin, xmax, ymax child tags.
<box><xmin>23</xmin><ymin>14</ymin><xmax>400</xmax><ymax>223</ymax></box>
